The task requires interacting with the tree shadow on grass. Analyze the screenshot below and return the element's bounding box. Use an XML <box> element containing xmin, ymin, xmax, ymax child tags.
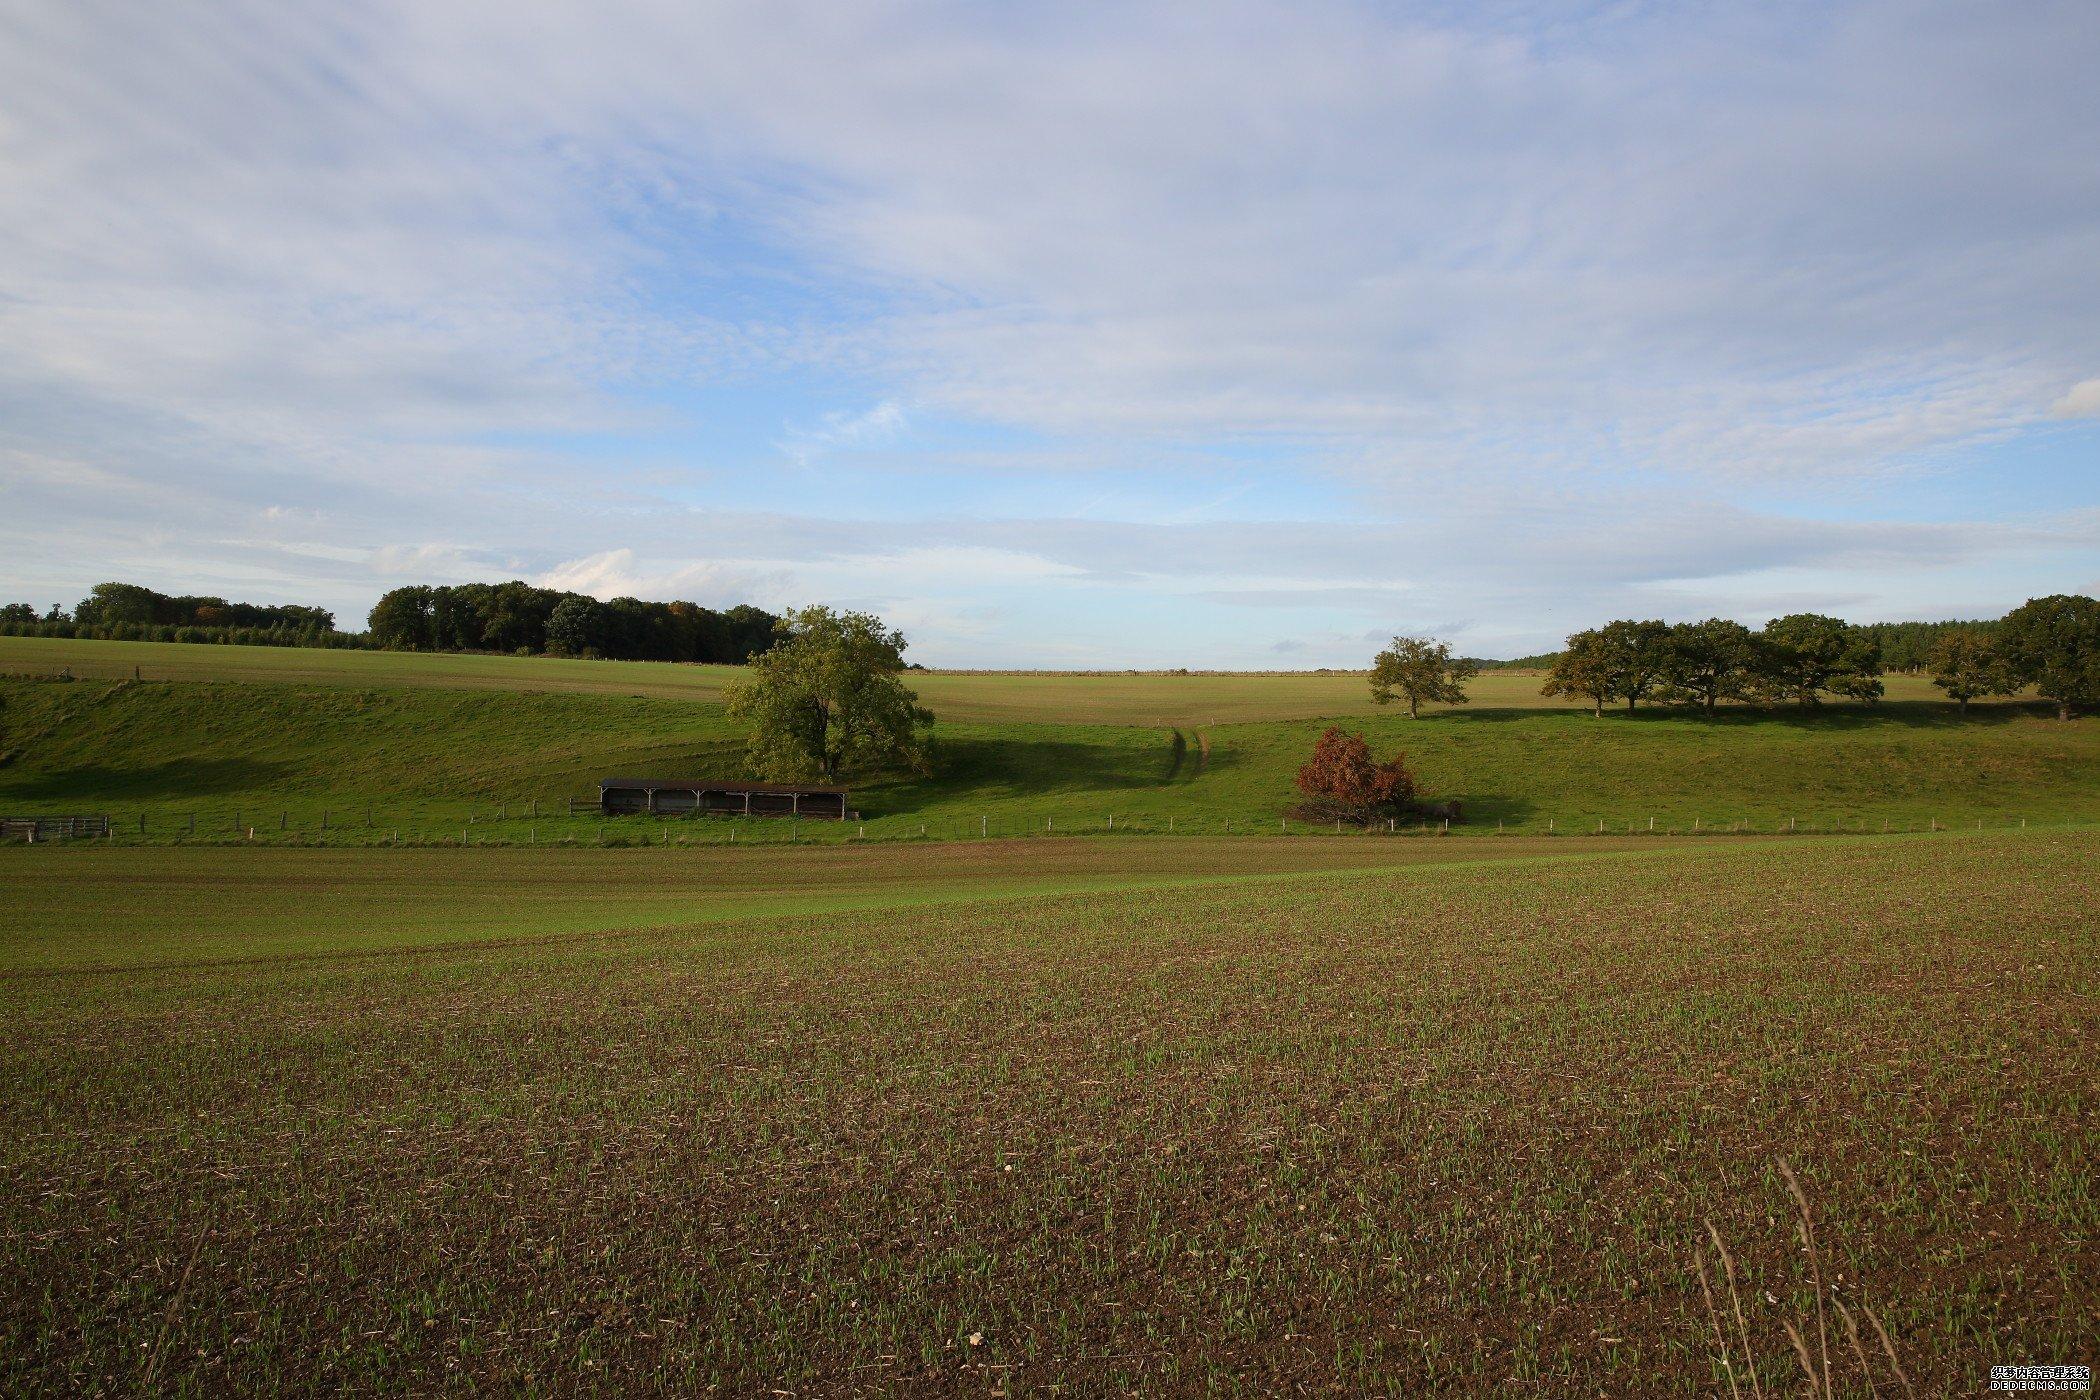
<box><xmin>1443</xmin><ymin>793</ymin><xmax>1541</xmax><ymax>825</ymax></box>
<box><xmin>858</xmin><ymin>733</ymin><xmax>1204</xmax><ymax>817</ymax></box>
<box><xmin>1430</xmin><ymin>700</ymin><xmax>2057</xmax><ymax>731</ymax></box>
<box><xmin>0</xmin><ymin>757</ymin><xmax>297</xmax><ymax>803</ymax></box>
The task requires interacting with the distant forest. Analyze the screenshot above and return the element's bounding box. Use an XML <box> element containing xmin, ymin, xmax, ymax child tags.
<box><xmin>0</xmin><ymin>580</ymin><xmax>782</xmax><ymax>665</ymax></box>
<box><xmin>365</xmin><ymin>583</ymin><xmax>780</xmax><ymax>663</ymax></box>
<box><xmin>1486</xmin><ymin>619</ymin><xmax>1997</xmax><ymax>674</ymax></box>
<box><xmin>0</xmin><ymin>580</ymin><xmax>2024</xmax><ymax>674</ymax></box>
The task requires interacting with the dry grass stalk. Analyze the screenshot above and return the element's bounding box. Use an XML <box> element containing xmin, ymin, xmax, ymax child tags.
<box><xmin>1695</xmin><ymin>1247</ymin><xmax>1744</xmax><ymax>1400</ymax></box>
<box><xmin>1697</xmin><ymin>1162</ymin><xmax>1915</xmax><ymax>1400</ymax></box>
<box><xmin>1778</xmin><ymin>1160</ymin><xmax>1835</xmax><ymax>1400</ymax></box>
<box><xmin>1701</xmin><ymin>1217</ymin><xmax>1766</xmax><ymax>1400</ymax></box>
<box><xmin>1863</xmin><ymin>1304</ymin><xmax>1916</xmax><ymax>1399</ymax></box>
<box><xmin>1834</xmin><ymin>1298</ymin><xmax>1879</xmax><ymax>1400</ymax></box>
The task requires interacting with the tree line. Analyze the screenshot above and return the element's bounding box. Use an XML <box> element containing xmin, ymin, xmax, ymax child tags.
<box><xmin>1</xmin><ymin>583</ymin><xmax>350</xmax><ymax>649</ymax></box>
<box><xmin>1484</xmin><ymin>618</ymin><xmax>1997</xmax><ymax>674</ymax></box>
<box><xmin>1368</xmin><ymin>595</ymin><xmax>2100</xmax><ymax>720</ymax></box>
<box><xmin>365</xmin><ymin>583</ymin><xmax>780</xmax><ymax>663</ymax></box>
<box><xmin>1</xmin><ymin>579</ymin><xmax>784</xmax><ymax>665</ymax></box>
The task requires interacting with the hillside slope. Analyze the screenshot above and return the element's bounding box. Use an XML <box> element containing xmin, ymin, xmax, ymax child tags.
<box><xmin>5</xmin><ymin>672</ymin><xmax>2096</xmax><ymax>837</ymax></box>
<box><xmin>0</xmin><ymin>633</ymin><xmax>1975</xmax><ymax>724</ymax></box>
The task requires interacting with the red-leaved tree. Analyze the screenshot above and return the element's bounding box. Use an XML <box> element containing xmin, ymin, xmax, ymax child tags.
<box><xmin>1294</xmin><ymin>727</ymin><xmax>1415</xmax><ymax>822</ymax></box>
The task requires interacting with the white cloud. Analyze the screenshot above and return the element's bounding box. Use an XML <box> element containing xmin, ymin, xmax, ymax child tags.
<box><xmin>777</xmin><ymin>400</ymin><xmax>910</xmax><ymax>465</ymax></box>
<box><xmin>2052</xmin><ymin>378</ymin><xmax>2100</xmax><ymax>419</ymax></box>
<box><xmin>0</xmin><ymin>0</ymin><xmax>2096</xmax><ymax>660</ymax></box>
<box><xmin>537</xmin><ymin>549</ymin><xmax>793</xmax><ymax>607</ymax></box>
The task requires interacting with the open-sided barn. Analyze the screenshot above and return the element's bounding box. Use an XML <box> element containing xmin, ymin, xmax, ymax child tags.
<box><xmin>597</xmin><ymin>778</ymin><xmax>851</xmax><ymax>820</ymax></box>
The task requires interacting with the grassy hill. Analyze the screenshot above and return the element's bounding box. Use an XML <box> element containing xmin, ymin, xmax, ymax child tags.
<box><xmin>0</xmin><ymin>633</ymin><xmax>1960</xmax><ymax>722</ymax></box>
<box><xmin>4</xmin><ymin>636</ymin><xmax>2097</xmax><ymax>839</ymax></box>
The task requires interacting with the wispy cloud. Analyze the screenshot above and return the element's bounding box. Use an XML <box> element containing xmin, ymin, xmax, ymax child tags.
<box><xmin>0</xmin><ymin>0</ymin><xmax>2095</xmax><ymax>661</ymax></box>
<box><xmin>777</xmin><ymin>400</ymin><xmax>909</xmax><ymax>466</ymax></box>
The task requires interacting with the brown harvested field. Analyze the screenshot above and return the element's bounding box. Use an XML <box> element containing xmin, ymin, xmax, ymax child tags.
<box><xmin>2</xmin><ymin>828</ymin><xmax>2094</xmax><ymax>1394</ymax></box>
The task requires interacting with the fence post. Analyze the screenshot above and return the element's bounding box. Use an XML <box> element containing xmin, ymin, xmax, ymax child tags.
<box><xmin>138</xmin><ymin>813</ymin><xmax>145</xmax><ymax>834</ymax></box>
<box><xmin>981</xmin><ymin>815</ymin><xmax>987</xmax><ymax>837</ymax></box>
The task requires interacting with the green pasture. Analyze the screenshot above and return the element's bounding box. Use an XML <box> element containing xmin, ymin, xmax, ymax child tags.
<box><xmin>2</xmin><ymin>829</ymin><xmax>2093</xmax><ymax>1393</ymax></box>
<box><xmin>0</xmin><ymin>632</ymin><xmax>1964</xmax><ymax>723</ymax></box>
<box><xmin>2</xmin><ymin>660</ymin><xmax>2095</xmax><ymax>841</ymax></box>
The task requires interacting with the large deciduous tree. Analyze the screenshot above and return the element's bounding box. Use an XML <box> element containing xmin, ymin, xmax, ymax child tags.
<box><xmin>1540</xmin><ymin>619</ymin><xmax>1671</xmax><ymax>715</ymax></box>
<box><xmin>1995</xmin><ymin>594</ymin><xmax>2100</xmax><ymax>721</ymax></box>
<box><xmin>1368</xmin><ymin>636</ymin><xmax>1478</xmax><ymax>718</ymax></box>
<box><xmin>544</xmin><ymin>595</ymin><xmax>606</xmax><ymax>657</ymax></box>
<box><xmin>71</xmin><ymin>582</ymin><xmax>163</xmax><ymax>627</ymax></box>
<box><xmin>1597</xmin><ymin>618</ymin><xmax>1672</xmax><ymax>711</ymax></box>
<box><xmin>726</xmin><ymin>606</ymin><xmax>934</xmax><ymax>781</ymax></box>
<box><xmin>1540</xmin><ymin>628</ymin><xmax>1619</xmax><ymax>716</ymax></box>
<box><xmin>1926</xmin><ymin>628</ymin><xmax>2016</xmax><ymax>718</ymax></box>
<box><xmin>1753</xmin><ymin>614</ymin><xmax>1883</xmax><ymax>707</ymax></box>
<box><xmin>1660</xmin><ymin>618</ymin><xmax>1756</xmax><ymax>714</ymax></box>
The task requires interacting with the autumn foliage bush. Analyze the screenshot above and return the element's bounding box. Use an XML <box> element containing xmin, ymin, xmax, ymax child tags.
<box><xmin>1292</xmin><ymin>727</ymin><xmax>1416</xmax><ymax>824</ymax></box>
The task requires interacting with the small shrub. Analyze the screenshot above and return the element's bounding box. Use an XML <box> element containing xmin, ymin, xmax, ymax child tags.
<box><xmin>1293</xmin><ymin>727</ymin><xmax>1416</xmax><ymax>824</ymax></box>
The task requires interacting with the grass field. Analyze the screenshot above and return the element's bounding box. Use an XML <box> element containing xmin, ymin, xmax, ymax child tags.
<box><xmin>0</xmin><ymin>633</ymin><xmax>1969</xmax><ymax>723</ymax></box>
<box><xmin>4</xmin><ymin>662</ymin><xmax>2096</xmax><ymax>840</ymax></box>
<box><xmin>2</xmin><ymin>829</ymin><xmax>2093</xmax><ymax>1393</ymax></box>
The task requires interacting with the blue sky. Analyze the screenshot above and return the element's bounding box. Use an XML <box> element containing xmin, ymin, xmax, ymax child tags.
<box><xmin>1</xmin><ymin>0</ymin><xmax>2096</xmax><ymax>666</ymax></box>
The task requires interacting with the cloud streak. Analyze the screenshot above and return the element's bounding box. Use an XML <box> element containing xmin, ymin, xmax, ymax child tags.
<box><xmin>1</xmin><ymin>0</ymin><xmax>2096</xmax><ymax>662</ymax></box>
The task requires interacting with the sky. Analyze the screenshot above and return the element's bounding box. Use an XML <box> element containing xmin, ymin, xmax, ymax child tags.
<box><xmin>1</xmin><ymin>0</ymin><xmax>2096</xmax><ymax>667</ymax></box>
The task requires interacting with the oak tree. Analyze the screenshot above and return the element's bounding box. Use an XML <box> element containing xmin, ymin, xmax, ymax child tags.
<box><xmin>1995</xmin><ymin>594</ymin><xmax>2100</xmax><ymax>721</ymax></box>
<box><xmin>1540</xmin><ymin>628</ymin><xmax>1620</xmax><ymax>716</ymax></box>
<box><xmin>1926</xmin><ymin>628</ymin><xmax>2015</xmax><ymax>717</ymax></box>
<box><xmin>1660</xmin><ymin>618</ymin><xmax>1756</xmax><ymax>714</ymax></box>
<box><xmin>726</xmin><ymin>606</ymin><xmax>934</xmax><ymax>781</ymax></box>
<box><xmin>1369</xmin><ymin>636</ymin><xmax>1478</xmax><ymax>718</ymax></box>
<box><xmin>1753</xmin><ymin>614</ymin><xmax>1883</xmax><ymax>707</ymax></box>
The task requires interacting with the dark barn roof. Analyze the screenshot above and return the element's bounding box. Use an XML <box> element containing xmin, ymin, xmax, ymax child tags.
<box><xmin>597</xmin><ymin>777</ymin><xmax>848</xmax><ymax>795</ymax></box>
